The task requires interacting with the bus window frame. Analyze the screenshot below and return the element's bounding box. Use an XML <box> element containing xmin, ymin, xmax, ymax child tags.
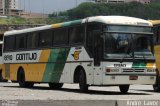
<box><xmin>27</xmin><ymin>31</ymin><xmax>39</xmax><ymax>50</ymax></box>
<box><xmin>15</xmin><ymin>33</ymin><xmax>27</xmax><ymax>50</ymax></box>
<box><xmin>68</xmin><ymin>24</ymin><xmax>85</xmax><ymax>46</ymax></box>
<box><xmin>3</xmin><ymin>35</ymin><xmax>16</xmax><ymax>52</ymax></box>
<box><xmin>38</xmin><ymin>29</ymin><xmax>53</xmax><ymax>48</ymax></box>
<box><xmin>53</xmin><ymin>27</ymin><xmax>69</xmax><ymax>47</ymax></box>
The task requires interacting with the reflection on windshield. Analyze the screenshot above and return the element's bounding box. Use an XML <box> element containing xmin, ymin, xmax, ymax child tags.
<box><xmin>134</xmin><ymin>37</ymin><xmax>153</xmax><ymax>58</ymax></box>
<box><xmin>104</xmin><ymin>33</ymin><xmax>153</xmax><ymax>59</ymax></box>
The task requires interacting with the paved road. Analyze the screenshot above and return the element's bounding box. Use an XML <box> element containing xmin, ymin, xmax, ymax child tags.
<box><xmin>0</xmin><ymin>82</ymin><xmax>159</xmax><ymax>100</ymax></box>
<box><xmin>0</xmin><ymin>82</ymin><xmax>160</xmax><ymax>106</ymax></box>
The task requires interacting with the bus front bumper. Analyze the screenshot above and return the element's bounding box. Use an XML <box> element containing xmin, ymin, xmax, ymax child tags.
<box><xmin>102</xmin><ymin>74</ymin><xmax>156</xmax><ymax>85</ymax></box>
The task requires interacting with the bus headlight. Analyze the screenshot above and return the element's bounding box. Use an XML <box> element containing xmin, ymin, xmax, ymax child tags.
<box><xmin>147</xmin><ymin>69</ymin><xmax>154</xmax><ymax>72</ymax></box>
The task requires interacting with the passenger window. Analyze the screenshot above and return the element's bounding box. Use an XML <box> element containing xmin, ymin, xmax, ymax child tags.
<box><xmin>16</xmin><ymin>34</ymin><xmax>26</xmax><ymax>50</ymax></box>
<box><xmin>69</xmin><ymin>26</ymin><xmax>84</xmax><ymax>44</ymax></box>
<box><xmin>158</xmin><ymin>28</ymin><xmax>160</xmax><ymax>44</ymax></box>
<box><xmin>27</xmin><ymin>32</ymin><xmax>38</xmax><ymax>49</ymax></box>
<box><xmin>39</xmin><ymin>30</ymin><xmax>53</xmax><ymax>47</ymax></box>
<box><xmin>53</xmin><ymin>28</ymin><xmax>68</xmax><ymax>45</ymax></box>
<box><xmin>4</xmin><ymin>36</ymin><xmax>15</xmax><ymax>51</ymax></box>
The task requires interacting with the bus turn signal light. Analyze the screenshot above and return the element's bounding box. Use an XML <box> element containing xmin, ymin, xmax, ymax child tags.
<box><xmin>106</xmin><ymin>68</ymin><xmax>111</xmax><ymax>73</ymax></box>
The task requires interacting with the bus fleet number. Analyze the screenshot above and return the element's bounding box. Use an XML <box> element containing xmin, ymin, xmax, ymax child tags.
<box><xmin>4</xmin><ymin>55</ymin><xmax>13</xmax><ymax>61</ymax></box>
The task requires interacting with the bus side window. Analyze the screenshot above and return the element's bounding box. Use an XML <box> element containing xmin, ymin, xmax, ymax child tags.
<box><xmin>53</xmin><ymin>28</ymin><xmax>68</xmax><ymax>46</ymax></box>
<box><xmin>39</xmin><ymin>30</ymin><xmax>53</xmax><ymax>47</ymax></box>
<box><xmin>0</xmin><ymin>44</ymin><xmax>2</xmax><ymax>56</ymax></box>
<box><xmin>158</xmin><ymin>27</ymin><xmax>160</xmax><ymax>44</ymax></box>
<box><xmin>16</xmin><ymin>34</ymin><xmax>27</xmax><ymax>50</ymax></box>
<box><xmin>4</xmin><ymin>36</ymin><xmax>15</xmax><ymax>52</ymax></box>
<box><xmin>27</xmin><ymin>32</ymin><xmax>38</xmax><ymax>49</ymax></box>
<box><xmin>69</xmin><ymin>25</ymin><xmax>84</xmax><ymax>45</ymax></box>
<box><xmin>87</xmin><ymin>23</ymin><xmax>102</xmax><ymax>57</ymax></box>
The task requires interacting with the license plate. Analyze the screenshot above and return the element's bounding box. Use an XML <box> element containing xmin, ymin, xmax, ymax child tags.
<box><xmin>129</xmin><ymin>76</ymin><xmax>138</xmax><ymax>80</ymax></box>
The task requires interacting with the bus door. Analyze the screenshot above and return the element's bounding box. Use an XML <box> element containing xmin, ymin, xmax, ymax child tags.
<box><xmin>92</xmin><ymin>30</ymin><xmax>103</xmax><ymax>85</ymax></box>
<box><xmin>87</xmin><ymin>23</ymin><xmax>103</xmax><ymax>85</ymax></box>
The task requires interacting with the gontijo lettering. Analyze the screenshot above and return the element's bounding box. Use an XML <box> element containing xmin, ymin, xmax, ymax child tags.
<box><xmin>16</xmin><ymin>53</ymin><xmax>37</xmax><ymax>60</ymax></box>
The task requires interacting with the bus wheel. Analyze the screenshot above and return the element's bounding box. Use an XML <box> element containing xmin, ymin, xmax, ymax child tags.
<box><xmin>79</xmin><ymin>69</ymin><xmax>88</xmax><ymax>92</ymax></box>
<box><xmin>153</xmin><ymin>70</ymin><xmax>160</xmax><ymax>92</ymax></box>
<box><xmin>17</xmin><ymin>69</ymin><xmax>34</xmax><ymax>88</ymax></box>
<box><xmin>49</xmin><ymin>83</ymin><xmax>63</xmax><ymax>89</ymax></box>
<box><xmin>0</xmin><ymin>71</ymin><xmax>3</xmax><ymax>82</ymax></box>
<box><xmin>119</xmin><ymin>85</ymin><xmax>130</xmax><ymax>93</ymax></box>
<box><xmin>0</xmin><ymin>71</ymin><xmax>8</xmax><ymax>82</ymax></box>
<box><xmin>153</xmin><ymin>84</ymin><xmax>160</xmax><ymax>92</ymax></box>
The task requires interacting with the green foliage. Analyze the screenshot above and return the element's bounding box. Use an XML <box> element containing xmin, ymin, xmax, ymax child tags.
<box><xmin>0</xmin><ymin>17</ymin><xmax>26</xmax><ymax>25</ymax></box>
<box><xmin>53</xmin><ymin>2</ymin><xmax>160</xmax><ymax>20</ymax></box>
<box><xmin>0</xmin><ymin>16</ymin><xmax>64</xmax><ymax>25</ymax></box>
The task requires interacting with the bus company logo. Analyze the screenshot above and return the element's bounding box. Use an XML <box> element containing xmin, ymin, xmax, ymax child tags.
<box><xmin>72</xmin><ymin>51</ymin><xmax>81</xmax><ymax>60</ymax></box>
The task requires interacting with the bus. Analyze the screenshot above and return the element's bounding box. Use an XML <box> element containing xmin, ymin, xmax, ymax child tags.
<box><xmin>0</xmin><ymin>41</ymin><xmax>3</xmax><ymax>81</ymax></box>
<box><xmin>2</xmin><ymin>16</ymin><xmax>157</xmax><ymax>93</ymax></box>
<box><xmin>149</xmin><ymin>20</ymin><xmax>160</xmax><ymax>91</ymax></box>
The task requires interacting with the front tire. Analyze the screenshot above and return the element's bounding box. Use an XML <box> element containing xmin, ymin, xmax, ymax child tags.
<box><xmin>119</xmin><ymin>85</ymin><xmax>130</xmax><ymax>93</ymax></box>
<box><xmin>49</xmin><ymin>83</ymin><xmax>63</xmax><ymax>89</ymax></box>
<box><xmin>153</xmin><ymin>70</ymin><xmax>160</xmax><ymax>92</ymax></box>
<box><xmin>153</xmin><ymin>84</ymin><xmax>160</xmax><ymax>92</ymax></box>
<box><xmin>79</xmin><ymin>69</ymin><xmax>88</xmax><ymax>92</ymax></box>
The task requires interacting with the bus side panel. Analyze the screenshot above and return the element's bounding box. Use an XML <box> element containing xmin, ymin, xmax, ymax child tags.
<box><xmin>155</xmin><ymin>45</ymin><xmax>160</xmax><ymax>72</ymax></box>
<box><xmin>42</xmin><ymin>48</ymin><xmax>70</xmax><ymax>83</ymax></box>
<box><xmin>62</xmin><ymin>47</ymin><xmax>94</xmax><ymax>85</ymax></box>
<box><xmin>8</xmin><ymin>63</ymin><xmax>48</xmax><ymax>82</ymax></box>
<box><xmin>3</xmin><ymin>49</ymin><xmax>50</xmax><ymax>82</ymax></box>
<box><xmin>26</xmin><ymin>63</ymin><xmax>46</xmax><ymax>82</ymax></box>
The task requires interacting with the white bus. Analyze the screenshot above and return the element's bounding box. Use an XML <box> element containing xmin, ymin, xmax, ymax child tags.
<box><xmin>2</xmin><ymin>16</ymin><xmax>156</xmax><ymax>93</ymax></box>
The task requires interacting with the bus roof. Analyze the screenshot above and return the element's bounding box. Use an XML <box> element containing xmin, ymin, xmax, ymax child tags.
<box><xmin>149</xmin><ymin>20</ymin><xmax>160</xmax><ymax>25</ymax></box>
<box><xmin>4</xmin><ymin>16</ymin><xmax>152</xmax><ymax>36</ymax></box>
<box><xmin>84</xmin><ymin>16</ymin><xmax>152</xmax><ymax>26</ymax></box>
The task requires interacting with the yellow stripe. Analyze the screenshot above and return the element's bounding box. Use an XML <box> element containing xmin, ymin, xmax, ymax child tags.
<box><xmin>52</xmin><ymin>23</ymin><xmax>62</xmax><ymax>28</ymax></box>
<box><xmin>39</xmin><ymin>50</ymin><xmax>51</xmax><ymax>62</ymax></box>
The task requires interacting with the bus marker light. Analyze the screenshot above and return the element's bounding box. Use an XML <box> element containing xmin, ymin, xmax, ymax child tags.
<box><xmin>106</xmin><ymin>68</ymin><xmax>111</xmax><ymax>73</ymax></box>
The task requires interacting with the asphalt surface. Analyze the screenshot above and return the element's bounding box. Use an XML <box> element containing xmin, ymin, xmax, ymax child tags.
<box><xmin>0</xmin><ymin>82</ymin><xmax>160</xmax><ymax>106</ymax></box>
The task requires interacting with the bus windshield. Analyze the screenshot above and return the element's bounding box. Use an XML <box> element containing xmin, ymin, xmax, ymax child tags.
<box><xmin>103</xmin><ymin>25</ymin><xmax>154</xmax><ymax>60</ymax></box>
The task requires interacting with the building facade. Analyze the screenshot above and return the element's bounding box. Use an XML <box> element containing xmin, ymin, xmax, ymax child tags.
<box><xmin>0</xmin><ymin>0</ymin><xmax>21</xmax><ymax>15</ymax></box>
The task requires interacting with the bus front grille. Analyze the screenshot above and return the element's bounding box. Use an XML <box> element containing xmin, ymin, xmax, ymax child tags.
<box><xmin>122</xmin><ymin>68</ymin><xmax>145</xmax><ymax>73</ymax></box>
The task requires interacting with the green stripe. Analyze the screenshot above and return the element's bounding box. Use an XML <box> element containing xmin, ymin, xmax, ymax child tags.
<box><xmin>42</xmin><ymin>48</ymin><xmax>70</xmax><ymax>82</ymax></box>
<box><xmin>62</xmin><ymin>19</ymin><xmax>82</xmax><ymax>27</ymax></box>
<box><xmin>132</xmin><ymin>62</ymin><xmax>146</xmax><ymax>68</ymax></box>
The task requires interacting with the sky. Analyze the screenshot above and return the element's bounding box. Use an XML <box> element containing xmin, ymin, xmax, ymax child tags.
<box><xmin>19</xmin><ymin>0</ymin><xmax>87</xmax><ymax>14</ymax></box>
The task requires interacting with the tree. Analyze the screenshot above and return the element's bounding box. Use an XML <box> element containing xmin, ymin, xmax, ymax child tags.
<box><xmin>49</xmin><ymin>2</ymin><xmax>160</xmax><ymax>21</ymax></box>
